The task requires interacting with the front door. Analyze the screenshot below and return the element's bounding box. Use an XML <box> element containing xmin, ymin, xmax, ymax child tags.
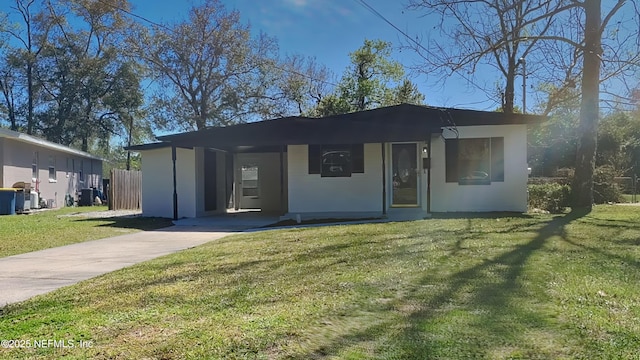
<box><xmin>236</xmin><ymin>155</ymin><xmax>261</xmax><ymax>209</ymax></box>
<box><xmin>391</xmin><ymin>143</ymin><xmax>418</xmax><ymax>206</ymax></box>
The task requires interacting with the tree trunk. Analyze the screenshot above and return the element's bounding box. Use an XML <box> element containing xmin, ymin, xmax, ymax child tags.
<box><xmin>503</xmin><ymin>60</ymin><xmax>516</xmax><ymax>114</ymax></box>
<box><xmin>26</xmin><ymin>62</ymin><xmax>34</xmax><ymax>135</ymax></box>
<box><xmin>572</xmin><ymin>0</ymin><xmax>601</xmax><ymax>210</ymax></box>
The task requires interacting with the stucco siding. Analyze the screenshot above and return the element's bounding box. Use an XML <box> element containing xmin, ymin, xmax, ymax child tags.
<box><xmin>1</xmin><ymin>138</ymin><xmax>102</xmax><ymax>207</ymax></box>
<box><xmin>141</xmin><ymin>148</ymin><xmax>172</xmax><ymax>218</ymax></box>
<box><xmin>430</xmin><ymin>125</ymin><xmax>528</xmax><ymax>212</ymax></box>
<box><xmin>287</xmin><ymin>143</ymin><xmax>382</xmax><ymax>214</ymax></box>
<box><xmin>141</xmin><ymin>147</ymin><xmax>196</xmax><ymax>218</ymax></box>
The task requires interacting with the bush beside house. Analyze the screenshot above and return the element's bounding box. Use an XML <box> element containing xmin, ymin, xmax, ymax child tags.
<box><xmin>528</xmin><ymin>165</ymin><xmax>623</xmax><ymax>212</ymax></box>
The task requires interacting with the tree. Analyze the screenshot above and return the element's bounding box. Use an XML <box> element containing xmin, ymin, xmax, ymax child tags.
<box><xmin>407</xmin><ymin>0</ymin><xmax>568</xmax><ymax>114</ymax></box>
<box><xmin>528</xmin><ymin>86</ymin><xmax>580</xmax><ymax>176</ymax></box>
<box><xmin>313</xmin><ymin>39</ymin><xmax>424</xmax><ymax>116</ymax></box>
<box><xmin>409</xmin><ymin>0</ymin><xmax>639</xmax><ymax>210</ymax></box>
<box><xmin>273</xmin><ymin>54</ymin><xmax>334</xmax><ymax>116</ymax></box>
<box><xmin>35</xmin><ymin>0</ymin><xmax>143</xmax><ymax>151</ymax></box>
<box><xmin>596</xmin><ymin>111</ymin><xmax>640</xmax><ymax>175</ymax></box>
<box><xmin>1</xmin><ymin>0</ymin><xmax>56</xmax><ymax>134</ymax></box>
<box><xmin>131</xmin><ymin>0</ymin><xmax>278</xmax><ymax>131</ymax></box>
<box><xmin>0</xmin><ymin>58</ymin><xmax>20</xmax><ymax>130</ymax></box>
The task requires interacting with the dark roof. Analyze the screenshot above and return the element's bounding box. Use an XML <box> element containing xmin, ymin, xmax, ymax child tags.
<box><xmin>132</xmin><ymin>104</ymin><xmax>545</xmax><ymax>151</ymax></box>
<box><xmin>124</xmin><ymin>142</ymin><xmax>194</xmax><ymax>151</ymax></box>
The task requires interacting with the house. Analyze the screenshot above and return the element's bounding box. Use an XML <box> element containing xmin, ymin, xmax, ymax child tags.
<box><xmin>127</xmin><ymin>104</ymin><xmax>545</xmax><ymax>220</ymax></box>
<box><xmin>0</xmin><ymin>128</ymin><xmax>103</xmax><ymax>208</ymax></box>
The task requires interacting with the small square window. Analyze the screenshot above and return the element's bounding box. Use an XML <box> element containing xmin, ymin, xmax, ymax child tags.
<box><xmin>321</xmin><ymin>145</ymin><xmax>352</xmax><ymax>177</ymax></box>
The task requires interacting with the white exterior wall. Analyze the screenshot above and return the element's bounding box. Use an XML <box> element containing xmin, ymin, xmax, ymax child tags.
<box><xmin>141</xmin><ymin>147</ymin><xmax>196</xmax><ymax>218</ymax></box>
<box><xmin>287</xmin><ymin>143</ymin><xmax>382</xmax><ymax>216</ymax></box>
<box><xmin>430</xmin><ymin>125</ymin><xmax>528</xmax><ymax>212</ymax></box>
<box><xmin>1</xmin><ymin>138</ymin><xmax>102</xmax><ymax>207</ymax></box>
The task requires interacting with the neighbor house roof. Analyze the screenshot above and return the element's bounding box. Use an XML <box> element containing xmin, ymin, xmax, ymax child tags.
<box><xmin>0</xmin><ymin>127</ymin><xmax>104</xmax><ymax>161</ymax></box>
<box><xmin>129</xmin><ymin>104</ymin><xmax>546</xmax><ymax>151</ymax></box>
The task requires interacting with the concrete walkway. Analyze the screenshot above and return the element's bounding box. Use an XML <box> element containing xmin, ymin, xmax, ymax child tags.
<box><xmin>0</xmin><ymin>212</ymin><xmax>394</xmax><ymax>307</ymax></box>
<box><xmin>0</xmin><ymin>226</ymin><xmax>238</xmax><ymax>306</ymax></box>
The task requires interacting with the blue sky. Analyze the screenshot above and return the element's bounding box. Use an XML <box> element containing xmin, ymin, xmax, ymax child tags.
<box><xmin>122</xmin><ymin>0</ymin><xmax>504</xmax><ymax>110</ymax></box>
<box><xmin>0</xmin><ymin>0</ymin><xmax>505</xmax><ymax>110</ymax></box>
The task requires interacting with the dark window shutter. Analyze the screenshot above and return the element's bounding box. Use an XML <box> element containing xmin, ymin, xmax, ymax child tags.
<box><xmin>308</xmin><ymin>144</ymin><xmax>321</xmax><ymax>174</ymax></box>
<box><xmin>445</xmin><ymin>139</ymin><xmax>458</xmax><ymax>182</ymax></box>
<box><xmin>491</xmin><ymin>137</ymin><xmax>504</xmax><ymax>182</ymax></box>
<box><xmin>352</xmin><ymin>144</ymin><xmax>364</xmax><ymax>173</ymax></box>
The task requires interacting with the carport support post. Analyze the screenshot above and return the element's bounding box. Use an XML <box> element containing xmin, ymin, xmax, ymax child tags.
<box><xmin>381</xmin><ymin>143</ymin><xmax>386</xmax><ymax>215</ymax></box>
<box><xmin>427</xmin><ymin>135</ymin><xmax>432</xmax><ymax>214</ymax></box>
<box><xmin>172</xmin><ymin>145</ymin><xmax>178</xmax><ymax>220</ymax></box>
<box><xmin>280</xmin><ymin>145</ymin><xmax>285</xmax><ymax>214</ymax></box>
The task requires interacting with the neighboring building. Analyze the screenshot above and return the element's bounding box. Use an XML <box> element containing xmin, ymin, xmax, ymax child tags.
<box><xmin>0</xmin><ymin>128</ymin><xmax>103</xmax><ymax>208</ymax></box>
<box><xmin>127</xmin><ymin>104</ymin><xmax>545</xmax><ymax>220</ymax></box>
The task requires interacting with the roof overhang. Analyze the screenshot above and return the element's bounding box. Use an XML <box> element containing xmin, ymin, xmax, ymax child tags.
<box><xmin>131</xmin><ymin>104</ymin><xmax>547</xmax><ymax>151</ymax></box>
<box><xmin>0</xmin><ymin>128</ymin><xmax>104</xmax><ymax>161</ymax></box>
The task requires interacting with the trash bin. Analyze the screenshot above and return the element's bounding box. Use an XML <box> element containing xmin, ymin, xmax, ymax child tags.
<box><xmin>15</xmin><ymin>189</ymin><xmax>26</xmax><ymax>213</ymax></box>
<box><xmin>0</xmin><ymin>188</ymin><xmax>17</xmax><ymax>215</ymax></box>
<box><xmin>80</xmin><ymin>188</ymin><xmax>93</xmax><ymax>206</ymax></box>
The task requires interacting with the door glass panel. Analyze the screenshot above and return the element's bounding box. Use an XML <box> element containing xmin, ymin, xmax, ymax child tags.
<box><xmin>392</xmin><ymin>144</ymin><xmax>418</xmax><ymax>206</ymax></box>
<box><xmin>241</xmin><ymin>165</ymin><xmax>259</xmax><ymax>199</ymax></box>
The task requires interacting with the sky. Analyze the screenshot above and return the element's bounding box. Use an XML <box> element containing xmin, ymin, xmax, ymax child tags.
<box><xmin>121</xmin><ymin>0</ymin><xmax>506</xmax><ymax>111</ymax></box>
<box><xmin>0</xmin><ymin>0</ymin><xmax>516</xmax><ymax>111</ymax></box>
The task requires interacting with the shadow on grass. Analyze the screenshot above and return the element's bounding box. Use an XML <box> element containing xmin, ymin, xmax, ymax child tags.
<box><xmin>296</xmin><ymin>208</ymin><xmax>590</xmax><ymax>359</ymax></box>
<box><xmin>75</xmin><ymin>216</ymin><xmax>174</xmax><ymax>231</ymax></box>
<box><xmin>430</xmin><ymin>211</ymin><xmax>537</xmax><ymax>220</ymax></box>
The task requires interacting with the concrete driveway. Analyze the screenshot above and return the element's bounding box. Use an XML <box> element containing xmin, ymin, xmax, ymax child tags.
<box><xmin>0</xmin><ymin>226</ymin><xmax>237</xmax><ymax>306</ymax></box>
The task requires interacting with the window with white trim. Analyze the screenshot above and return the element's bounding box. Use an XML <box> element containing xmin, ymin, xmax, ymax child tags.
<box><xmin>32</xmin><ymin>152</ymin><xmax>39</xmax><ymax>181</ymax></box>
<box><xmin>48</xmin><ymin>156</ymin><xmax>57</xmax><ymax>182</ymax></box>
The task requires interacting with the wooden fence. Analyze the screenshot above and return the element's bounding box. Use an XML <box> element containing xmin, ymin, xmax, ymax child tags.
<box><xmin>109</xmin><ymin>169</ymin><xmax>142</xmax><ymax>210</ymax></box>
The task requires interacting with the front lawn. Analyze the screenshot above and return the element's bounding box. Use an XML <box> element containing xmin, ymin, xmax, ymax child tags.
<box><xmin>1</xmin><ymin>206</ymin><xmax>639</xmax><ymax>359</ymax></box>
<box><xmin>0</xmin><ymin>206</ymin><xmax>173</xmax><ymax>258</ymax></box>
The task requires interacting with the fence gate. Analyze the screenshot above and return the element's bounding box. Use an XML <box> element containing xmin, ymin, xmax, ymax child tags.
<box><xmin>109</xmin><ymin>169</ymin><xmax>142</xmax><ymax>210</ymax></box>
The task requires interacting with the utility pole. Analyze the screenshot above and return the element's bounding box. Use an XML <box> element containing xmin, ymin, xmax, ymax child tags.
<box><xmin>518</xmin><ymin>57</ymin><xmax>526</xmax><ymax>114</ymax></box>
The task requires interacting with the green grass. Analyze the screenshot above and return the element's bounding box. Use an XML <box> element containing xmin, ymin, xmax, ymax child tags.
<box><xmin>0</xmin><ymin>206</ymin><xmax>173</xmax><ymax>258</ymax></box>
<box><xmin>1</xmin><ymin>206</ymin><xmax>639</xmax><ymax>359</ymax></box>
<box><xmin>620</xmin><ymin>193</ymin><xmax>639</xmax><ymax>203</ymax></box>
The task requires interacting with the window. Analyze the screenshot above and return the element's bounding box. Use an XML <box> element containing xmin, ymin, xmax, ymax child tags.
<box><xmin>308</xmin><ymin>144</ymin><xmax>364</xmax><ymax>177</ymax></box>
<box><xmin>445</xmin><ymin>137</ymin><xmax>504</xmax><ymax>185</ymax></box>
<box><xmin>32</xmin><ymin>152</ymin><xmax>38</xmax><ymax>180</ymax></box>
<box><xmin>48</xmin><ymin>156</ymin><xmax>56</xmax><ymax>182</ymax></box>
<box><xmin>79</xmin><ymin>160</ymin><xmax>84</xmax><ymax>183</ymax></box>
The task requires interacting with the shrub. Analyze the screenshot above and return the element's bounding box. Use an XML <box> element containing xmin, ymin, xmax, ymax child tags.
<box><xmin>593</xmin><ymin>165</ymin><xmax>622</xmax><ymax>204</ymax></box>
<box><xmin>528</xmin><ymin>183</ymin><xmax>571</xmax><ymax>213</ymax></box>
